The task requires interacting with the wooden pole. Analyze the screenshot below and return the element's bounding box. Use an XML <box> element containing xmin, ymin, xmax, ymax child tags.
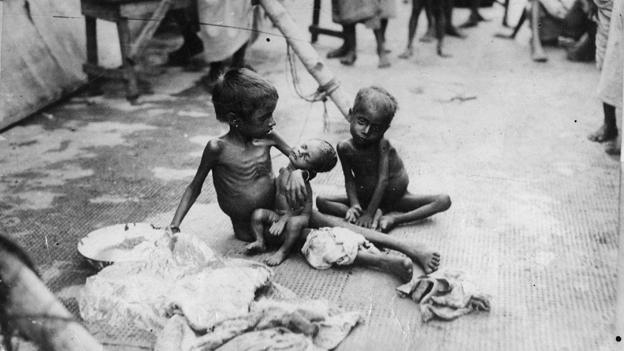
<box><xmin>617</xmin><ymin>0</ymin><xmax>624</xmax><ymax>341</ymax></box>
<box><xmin>0</xmin><ymin>245</ymin><xmax>103</xmax><ymax>351</ymax></box>
<box><xmin>129</xmin><ymin>0</ymin><xmax>173</xmax><ymax>60</ymax></box>
<box><xmin>617</xmin><ymin>54</ymin><xmax>624</xmax><ymax>347</ymax></box>
<box><xmin>258</xmin><ymin>0</ymin><xmax>352</xmax><ymax>120</ymax></box>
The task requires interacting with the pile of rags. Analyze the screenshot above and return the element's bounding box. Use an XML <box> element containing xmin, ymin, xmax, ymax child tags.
<box><xmin>397</xmin><ymin>270</ymin><xmax>491</xmax><ymax>322</ymax></box>
<box><xmin>79</xmin><ymin>231</ymin><xmax>361</xmax><ymax>350</ymax></box>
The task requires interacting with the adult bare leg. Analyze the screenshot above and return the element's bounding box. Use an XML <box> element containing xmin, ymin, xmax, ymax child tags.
<box><xmin>589</xmin><ymin>103</ymin><xmax>618</xmax><ymax>142</ymax></box>
<box><xmin>399</xmin><ymin>0</ymin><xmax>426</xmax><ymax>58</ymax></box>
<box><xmin>530</xmin><ymin>1</ymin><xmax>548</xmax><ymax>62</ymax></box>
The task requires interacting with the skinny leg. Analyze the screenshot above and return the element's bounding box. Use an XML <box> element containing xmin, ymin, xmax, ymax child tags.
<box><xmin>340</xmin><ymin>24</ymin><xmax>357</xmax><ymax>65</ymax></box>
<box><xmin>316</xmin><ymin>194</ymin><xmax>350</xmax><ymax>218</ymax></box>
<box><xmin>588</xmin><ymin>103</ymin><xmax>618</xmax><ymax>142</ymax></box>
<box><xmin>310</xmin><ymin>210</ymin><xmax>441</xmax><ymax>274</ymax></box>
<box><xmin>245</xmin><ymin>209</ymin><xmax>280</xmax><ymax>254</ymax></box>
<box><xmin>420</xmin><ymin>4</ymin><xmax>436</xmax><ymax>42</ymax></box>
<box><xmin>354</xmin><ymin>251</ymin><xmax>414</xmax><ymax>283</ymax></box>
<box><xmin>430</xmin><ymin>0</ymin><xmax>448</xmax><ymax>57</ymax></box>
<box><xmin>374</xmin><ymin>26</ymin><xmax>391</xmax><ymax>67</ymax></box>
<box><xmin>530</xmin><ymin>1</ymin><xmax>548</xmax><ymax>62</ymax></box>
<box><xmin>379</xmin><ymin>193</ymin><xmax>451</xmax><ymax>232</ymax></box>
<box><xmin>327</xmin><ymin>25</ymin><xmax>350</xmax><ymax>58</ymax></box>
<box><xmin>399</xmin><ymin>0</ymin><xmax>426</xmax><ymax>58</ymax></box>
<box><xmin>265</xmin><ymin>216</ymin><xmax>308</xmax><ymax>266</ymax></box>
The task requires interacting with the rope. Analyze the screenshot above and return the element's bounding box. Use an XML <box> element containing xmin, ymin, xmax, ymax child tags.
<box><xmin>286</xmin><ymin>44</ymin><xmax>340</xmax><ymax>132</ymax></box>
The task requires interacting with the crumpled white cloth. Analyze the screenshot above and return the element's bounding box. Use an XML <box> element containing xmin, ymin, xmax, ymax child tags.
<box><xmin>79</xmin><ymin>233</ymin><xmax>272</xmax><ymax>334</ymax></box>
<box><xmin>155</xmin><ymin>298</ymin><xmax>362</xmax><ymax>351</ymax></box>
<box><xmin>397</xmin><ymin>270</ymin><xmax>491</xmax><ymax>322</ymax></box>
<box><xmin>301</xmin><ymin>227</ymin><xmax>380</xmax><ymax>270</ymax></box>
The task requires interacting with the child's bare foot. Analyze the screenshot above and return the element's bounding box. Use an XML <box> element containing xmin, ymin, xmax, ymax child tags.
<box><xmin>403</xmin><ymin>244</ymin><xmax>440</xmax><ymax>274</ymax></box>
<box><xmin>378</xmin><ymin>216</ymin><xmax>396</xmax><ymax>233</ymax></box>
<box><xmin>264</xmin><ymin>250</ymin><xmax>288</xmax><ymax>266</ymax></box>
<box><xmin>398</xmin><ymin>48</ymin><xmax>413</xmax><ymax>59</ymax></box>
<box><xmin>383</xmin><ymin>256</ymin><xmax>413</xmax><ymax>283</ymax></box>
<box><xmin>340</xmin><ymin>51</ymin><xmax>357</xmax><ymax>66</ymax></box>
<box><xmin>378</xmin><ymin>54</ymin><xmax>391</xmax><ymax>68</ymax></box>
<box><xmin>244</xmin><ymin>241</ymin><xmax>266</xmax><ymax>255</ymax></box>
<box><xmin>588</xmin><ymin>124</ymin><xmax>618</xmax><ymax>142</ymax></box>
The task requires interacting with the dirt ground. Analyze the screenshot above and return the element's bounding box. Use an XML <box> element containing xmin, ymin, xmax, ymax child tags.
<box><xmin>0</xmin><ymin>1</ymin><xmax>620</xmax><ymax>350</ymax></box>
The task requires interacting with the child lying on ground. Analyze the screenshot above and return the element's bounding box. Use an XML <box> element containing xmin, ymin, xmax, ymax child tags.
<box><xmin>301</xmin><ymin>226</ymin><xmax>414</xmax><ymax>283</ymax></box>
<box><xmin>169</xmin><ymin>68</ymin><xmax>308</xmax><ymax>241</ymax></box>
<box><xmin>245</xmin><ymin>139</ymin><xmax>338</xmax><ymax>266</ymax></box>
<box><xmin>317</xmin><ymin>86</ymin><xmax>451</xmax><ymax>233</ymax></box>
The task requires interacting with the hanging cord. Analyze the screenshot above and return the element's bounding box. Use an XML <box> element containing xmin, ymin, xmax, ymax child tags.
<box><xmin>286</xmin><ymin>44</ymin><xmax>340</xmax><ymax>132</ymax></box>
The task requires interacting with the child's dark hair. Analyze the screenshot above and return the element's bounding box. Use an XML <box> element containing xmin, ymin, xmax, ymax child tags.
<box><xmin>211</xmin><ymin>68</ymin><xmax>279</xmax><ymax>122</ymax></box>
<box><xmin>352</xmin><ymin>86</ymin><xmax>398</xmax><ymax>122</ymax></box>
<box><xmin>310</xmin><ymin>139</ymin><xmax>338</xmax><ymax>173</ymax></box>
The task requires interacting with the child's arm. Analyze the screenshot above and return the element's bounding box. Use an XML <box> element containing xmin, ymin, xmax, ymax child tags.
<box><xmin>338</xmin><ymin>142</ymin><xmax>363</xmax><ymax>222</ymax></box>
<box><xmin>356</xmin><ymin>139</ymin><xmax>391</xmax><ymax>228</ymax></box>
<box><xmin>269</xmin><ymin>132</ymin><xmax>309</xmax><ymax>207</ymax></box>
<box><xmin>169</xmin><ymin>139</ymin><xmax>221</xmax><ymax>231</ymax></box>
<box><xmin>269</xmin><ymin>177</ymin><xmax>313</xmax><ymax>236</ymax></box>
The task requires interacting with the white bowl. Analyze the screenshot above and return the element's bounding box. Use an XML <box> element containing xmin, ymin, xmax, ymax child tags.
<box><xmin>77</xmin><ymin>223</ymin><xmax>165</xmax><ymax>269</ymax></box>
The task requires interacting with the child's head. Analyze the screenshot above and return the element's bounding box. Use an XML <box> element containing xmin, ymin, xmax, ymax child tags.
<box><xmin>288</xmin><ymin>139</ymin><xmax>337</xmax><ymax>173</ymax></box>
<box><xmin>212</xmin><ymin>68</ymin><xmax>279</xmax><ymax>138</ymax></box>
<box><xmin>349</xmin><ymin>86</ymin><xmax>398</xmax><ymax>146</ymax></box>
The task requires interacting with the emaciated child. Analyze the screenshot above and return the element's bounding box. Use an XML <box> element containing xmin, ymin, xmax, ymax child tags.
<box><xmin>317</xmin><ymin>86</ymin><xmax>452</xmax><ymax>233</ymax></box>
<box><xmin>245</xmin><ymin>139</ymin><xmax>338</xmax><ymax>266</ymax></box>
<box><xmin>168</xmin><ymin>68</ymin><xmax>308</xmax><ymax>241</ymax></box>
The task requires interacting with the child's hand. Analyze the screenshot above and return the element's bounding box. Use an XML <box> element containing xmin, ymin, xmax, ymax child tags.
<box><xmin>269</xmin><ymin>217</ymin><xmax>288</xmax><ymax>236</ymax></box>
<box><xmin>345</xmin><ymin>205</ymin><xmax>363</xmax><ymax>223</ymax></box>
<box><xmin>282</xmin><ymin>169</ymin><xmax>307</xmax><ymax>209</ymax></box>
<box><xmin>355</xmin><ymin>212</ymin><xmax>375</xmax><ymax>228</ymax></box>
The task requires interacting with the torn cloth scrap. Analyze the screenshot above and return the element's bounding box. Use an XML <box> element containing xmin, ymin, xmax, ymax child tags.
<box><xmin>396</xmin><ymin>270</ymin><xmax>491</xmax><ymax>322</ymax></box>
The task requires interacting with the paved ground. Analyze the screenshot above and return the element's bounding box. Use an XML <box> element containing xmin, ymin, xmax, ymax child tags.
<box><xmin>0</xmin><ymin>1</ymin><xmax>620</xmax><ymax>350</ymax></box>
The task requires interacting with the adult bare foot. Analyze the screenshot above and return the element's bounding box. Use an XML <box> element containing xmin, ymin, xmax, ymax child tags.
<box><xmin>403</xmin><ymin>243</ymin><xmax>440</xmax><ymax>274</ymax></box>
<box><xmin>378</xmin><ymin>54</ymin><xmax>391</xmax><ymax>68</ymax></box>
<box><xmin>244</xmin><ymin>241</ymin><xmax>266</xmax><ymax>255</ymax></box>
<box><xmin>531</xmin><ymin>49</ymin><xmax>548</xmax><ymax>62</ymax></box>
<box><xmin>588</xmin><ymin>124</ymin><xmax>618</xmax><ymax>142</ymax></box>
<box><xmin>340</xmin><ymin>51</ymin><xmax>357</xmax><ymax>66</ymax></box>
<box><xmin>327</xmin><ymin>45</ymin><xmax>349</xmax><ymax>59</ymax></box>
<box><xmin>378</xmin><ymin>216</ymin><xmax>396</xmax><ymax>233</ymax></box>
<box><xmin>383</xmin><ymin>256</ymin><xmax>414</xmax><ymax>283</ymax></box>
<box><xmin>446</xmin><ymin>26</ymin><xmax>466</xmax><ymax>38</ymax></box>
<box><xmin>264</xmin><ymin>251</ymin><xmax>288</xmax><ymax>266</ymax></box>
<box><xmin>605</xmin><ymin>139</ymin><xmax>621</xmax><ymax>155</ymax></box>
<box><xmin>398</xmin><ymin>48</ymin><xmax>413</xmax><ymax>59</ymax></box>
<box><xmin>420</xmin><ymin>28</ymin><xmax>435</xmax><ymax>42</ymax></box>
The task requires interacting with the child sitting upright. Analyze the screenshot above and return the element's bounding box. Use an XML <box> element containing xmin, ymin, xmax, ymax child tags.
<box><xmin>316</xmin><ymin>86</ymin><xmax>452</xmax><ymax>232</ymax></box>
<box><xmin>245</xmin><ymin>139</ymin><xmax>337</xmax><ymax>266</ymax></box>
<box><xmin>168</xmin><ymin>68</ymin><xmax>308</xmax><ymax>242</ymax></box>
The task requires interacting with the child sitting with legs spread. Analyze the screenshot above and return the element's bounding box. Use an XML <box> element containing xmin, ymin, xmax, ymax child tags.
<box><xmin>316</xmin><ymin>86</ymin><xmax>452</xmax><ymax>233</ymax></box>
<box><xmin>245</xmin><ymin>139</ymin><xmax>338</xmax><ymax>266</ymax></box>
<box><xmin>168</xmin><ymin>68</ymin><xmax>308</xmax><ymax>242</ymax></box>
